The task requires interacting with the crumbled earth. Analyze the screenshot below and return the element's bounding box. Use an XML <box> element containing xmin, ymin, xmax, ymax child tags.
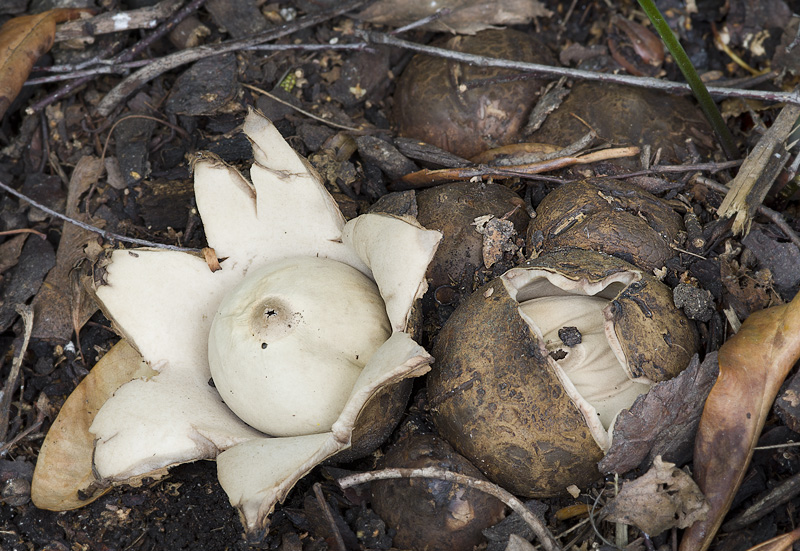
<box><xmin>2</xmin><ymin>0</ymin><xmax>800</xmax><ymax>549</ymax></box>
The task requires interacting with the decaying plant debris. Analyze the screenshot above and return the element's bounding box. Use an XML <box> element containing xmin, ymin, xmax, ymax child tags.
<box><xmin>1</xmin><ymin>0</ymin><xmax>800</xmax><ymax>550</ymax></box>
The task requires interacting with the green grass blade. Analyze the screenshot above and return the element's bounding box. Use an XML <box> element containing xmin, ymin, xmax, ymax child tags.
<box><xmin>637</xmin><ymin>0</ymin><xmax>739</xmax><ymax>159</ymax></box>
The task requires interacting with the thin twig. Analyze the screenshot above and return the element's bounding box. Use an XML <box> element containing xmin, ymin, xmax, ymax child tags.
<box><xmin>0</xmin><ymin>306</ymin><xmax>33</xmax><ymax>443</ymax></box>
<box><xmin>0</xmin><ymin>178</ymin><xmax>199</xmax><ymax>252</ymax></box>
<box><xmin>337</xmin><ymin>467</ymin><xmax>563</xmax><ymax>551</ymax></box>
<box><xmin>95</xmin><ymin>0</ymin><xmax>370</xmax><ymax>116</ymax></box>
<box><xmin>242</xmin><ymin>83</ymin><xmax>363</xmax><ymax>132</ymax></box>
<box><xmin>693</xmin><ymin>175</ymin><xmax>800</xmax><ymax>251</ymax></box>
<box><xmin>390</xmin><ymin>8</ymin><xmax>452</xmax><ymax>34</ymax></box>
<box><xmin>313</xmin><ymin>483</ymin><xmax>347</xmax><ymax>551</ymax></box>
<box><xmin>364</xmin><ymin>32</ymin><xmax>800</xmax><ymax>107</ymax></box>
<box><xmin>617</xmin><ymin>159</ymin><xmax>743</xmax><ymax>178</ymax></box>
<box><xmin>100</xmin><ymin>114</ymin><xmax>191</xmax><ymax>164</ymax></box>
<box><xmin>26</xmin><ymin>43</ymin><xmax>370</xmax><ymax>85</ymax></box>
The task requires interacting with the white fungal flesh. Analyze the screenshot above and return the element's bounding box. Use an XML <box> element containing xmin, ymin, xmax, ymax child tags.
<box><xmin>208</xmin><ymin>256</ymin><xmax>392</xmax><ymax>436</ymax></box>
<box><xmin>518</xmin><ymin>295</ymin><xmax>650</xmax><ymax>429</ymax></box>
<box><xmin>503</xmin><ymin>267</ymin><xmax>646</xmax><ymax>451</ymax></box>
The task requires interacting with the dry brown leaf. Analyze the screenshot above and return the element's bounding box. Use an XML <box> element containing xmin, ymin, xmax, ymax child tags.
<box><xmin>0</xmin><ymin>233</ymin><xmax>28</xmax><ymax>275</ymax></box>
<box><xmin>357</xmin><ymin>0</ymin><xmax>551</xmax><ymax>34</ymax></box>
<box><xmin>31</xmin><ymin>155</ymin><xmax>103</xmax><ymax>342</ymax></box>
<box><xmin>31</xmin><ymin>339</ymin><xmax>156</xmax><ymax>510</ymax></box>
<box><xmin>603</xmin><ymin>456</ymin><xmax>709</xmax><ymax>537</ymax></box>
<box><xmin>0</xmin><ymin>8</ymin><xmax>92</xmax><ymax>120</ymax></box>
<box><xmin>680</xmin><ymin>290</ymin><xmax>800</xmax><ymax>551</ymax></box>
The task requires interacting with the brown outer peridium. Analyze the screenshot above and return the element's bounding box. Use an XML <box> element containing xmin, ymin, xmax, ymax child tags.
<box><xmin>528</xmin><ymin>179</ymin><xmax>684</xmax><ymax>272</ymax></box>
<box><xmin>392</xmin><ymin>29</ymin><xmax>555</xmax><ymax>159</ymax></box>
<box><xmin>428</xmin><ymin>249</ymin><xmax>697</xmax><ymax>497</ymax></box>
<box><xmin>523</xmin><ymin>249</ymin><xmax>697</xmax><ymax>382</ymax></box>
<box><xmin>416</xmin><ymin>181</ymin><xmax>529</xmax><ymax>292</ymax></box>
<box><xmin>428</xmin><ymin>274</ymin><xmax>606</xmax><ymax>497</ymax></box>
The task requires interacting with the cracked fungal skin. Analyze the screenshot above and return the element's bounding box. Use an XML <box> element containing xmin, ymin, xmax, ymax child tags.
<box><xmin>530</xmin><ymin>249</ymin><xmax>696</xmax><ymax>382</ymax></box>
<box><xmin>529</xmin><ymin>179</ymin><xmax>684</xmax><ymax>271</ymax></box>
<box><xmin>392</xmin><ymin>29</ymin><xmax>555</xmax><ymax>159</ymax></box>
<box><xmin>427</xmin><ymin>249</ymin><xmax>697</xmax><ymax>497</ymax></box>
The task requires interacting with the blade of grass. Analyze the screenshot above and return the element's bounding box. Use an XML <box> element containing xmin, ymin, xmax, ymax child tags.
<box><xmin>637</xmin><ymin>0</ymin><xmax>739</xmax><ymax>159</ymax></box>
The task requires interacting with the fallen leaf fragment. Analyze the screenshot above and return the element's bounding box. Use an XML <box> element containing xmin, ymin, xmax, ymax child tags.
<box><xmin>0</xmin><ymin>8</ymin><xmax>92</xmax><ymax>120</ymax></box>
<box><xmin>30</xmin><ymin>340</ymin><xmax>156</xmax><ymax>510</ymax></box>
<box><xmin>31</xmin><ymin>155</ymin><xmax>103</xmax><ymax>342</ymax></box>
<box><xmin>680</xmin><ymin>290</ymin><xmax>800</xmax><ymax>551</ymax></box>
<box><xmin>603</xmin><ymin>456</ymin><xmax>709</xmax><ymax>536</ymax></box>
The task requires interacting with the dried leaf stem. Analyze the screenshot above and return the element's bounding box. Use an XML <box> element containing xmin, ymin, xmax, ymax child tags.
<box><xmin>337</xmin><ymin>467</ymin><xmax>563</xmax><ymax>551</ymax></box>
<box><xmin>364</xmin><ymin>31</ymin><xmax>800</xmax><ymax>107</ymax></box>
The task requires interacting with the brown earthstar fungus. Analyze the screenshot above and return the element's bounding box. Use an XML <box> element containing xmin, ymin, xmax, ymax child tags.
<box><xmin>393</xmin><ymin>29</ymin><xmax>556</xmax><ymax>158</ymax></box>
<box><xmin>370</xmin><ymin>431</ymin><xmax>506</xmax><ymax>551</ymax></box>
<box><xmin>532</xmin><ymin>82</ymin><xmax>715</xmax><ymax>164</ymax></box>
<box><xmin>528</xmin><ymin>179</ymin><xmax>684</xmax><ymax>271</ymax></box>
<box><xmin>31</xmin><ymin>109</ymin><xmax>443</xmax><ymax>540</ymax></box>
<box><xmin>427</xmin><ymin>249</ymin><xmax>697</xmax><ymax>497</ymax></box>
<box><xmin>416</xmin><ymin>181</ymin><xmax>530</xmax><ymax>302</ymax></box>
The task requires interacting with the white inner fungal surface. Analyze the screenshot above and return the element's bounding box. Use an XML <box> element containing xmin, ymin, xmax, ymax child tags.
<box><xmin>518</xmin><ymin>295</ymin><xmax>650</xmax><ymax>429</ymax></box>
<box><xmin>208</xmin><ymin>256</ymin><xmax>392</xmax><ymax>437</ymax></box>
<box><xmin>504</xmin><ymin>267</ymin><xmax>649</xmax><ymax>450</ymax></box>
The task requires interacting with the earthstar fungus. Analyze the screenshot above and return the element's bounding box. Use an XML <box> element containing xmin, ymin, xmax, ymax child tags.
<box><xmin>31</xmin><ymin>109</ymin><xmax>442</xmax><ymax>539</ymax></box>
<box><xmin>428</xmin><ymin>249</ymin><xmax>697</xmax><ymax>497</ymax></box>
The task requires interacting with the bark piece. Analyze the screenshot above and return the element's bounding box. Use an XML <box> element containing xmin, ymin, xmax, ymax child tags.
<box><xmin>0</xmin><ymin>236</ymin><xmax>55</xmax><ymax>332</ymax></box>
<box><xmin>206</xmin><ymin>0</ymin><xmax>267</xmax><ymax>38</ymax></box>
<box><xmin>165</xmin><ymin>53</ymin><xmax>239</xmax><ymax>117</ymax></box>
<box><xmin>741</xmin><ymin>228</ymin><xmax>800</xmax><ymax>291</ymax></box>
<box><xmin>600</xmin><ymin>353</ymin><xmax>719</xmax><ymax>475</ymax></box>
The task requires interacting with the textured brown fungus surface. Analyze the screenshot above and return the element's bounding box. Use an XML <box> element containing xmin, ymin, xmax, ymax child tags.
<box><xmin>532</xmin><ymin>82</ymin><xmax>715</xmax><ymax>163</ymax></box>
<box><xmin>528</xmin><ymin>179</ymin><xmax>684</xmax><ymax>271</ymax></box>
<box><xmin>428</xmin><ymin>249</ymin><xmax>697</xmax><ymax>497</ymax></box>
<box><xmin>371</xmin><ymin>432</ymin><xmax>506</xmax><ymax>551</ymax></box>
<box><xmin>416</xmin><ymin>181</ymin><xmax>529</xmax><ymax>294</ymax></box>
<box><xmin>392</xmin><ymin>29</ymin><xmax>556</xmax><ymax>159</ymax></box>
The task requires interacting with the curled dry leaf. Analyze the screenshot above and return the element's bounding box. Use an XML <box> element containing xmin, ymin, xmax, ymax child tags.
<box><xmin>603</xmin><ymin>456</ymin><xmax>709</xmax><ymax>537</ymax></box>
<box><xmin>31</xmin><ymin>155</ymin><xmax>103</xmax><ymax>342</ymax></box>
<box><xmin>0</xmin><ymin>8</ymin><xmax>92</xmax><ymax>120</ymax></box>
<box><xmin>680</xmin><ymin>290</ymin><xmax>800</xmax><ymax>551</ymax></box>
<box><xmin>30</xmin><ymin>340</ymin><xmax>156</xmax><ymax>509</ymax></box>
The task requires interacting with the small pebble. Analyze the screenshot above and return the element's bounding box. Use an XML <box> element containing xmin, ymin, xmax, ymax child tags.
<box><xmin>673</xmin><ymin>283</ymin><xmax>715</xmax><ymax>322</ymax></box>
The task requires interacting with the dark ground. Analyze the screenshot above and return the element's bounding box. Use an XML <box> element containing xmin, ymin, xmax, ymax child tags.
<box><xmin>2</xmin><ymin>0</ymin><xmax>800</xmax><ymax>549</ymax></box>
